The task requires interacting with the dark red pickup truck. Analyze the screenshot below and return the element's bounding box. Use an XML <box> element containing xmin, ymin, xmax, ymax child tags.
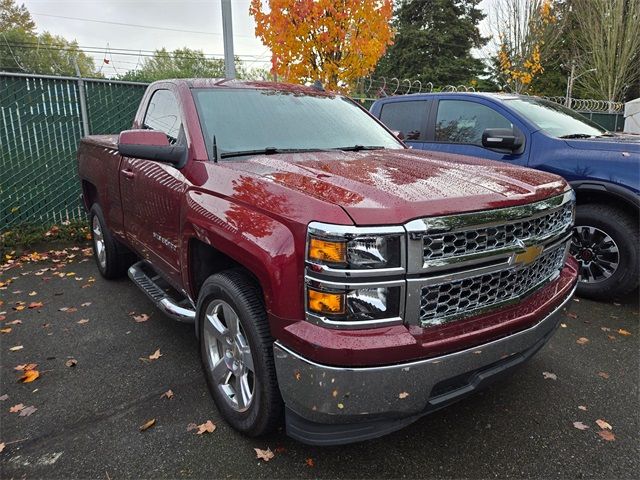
<box><xmin>77</xmin><ymin>79</ymin><xmax>578</xmax><ymax>445</ymax></box>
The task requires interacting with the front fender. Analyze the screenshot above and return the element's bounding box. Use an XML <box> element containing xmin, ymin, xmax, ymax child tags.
<box><xmin>181</xmin><ymin>190</ymin><xmax>305</xmax><ymax>321</ymax></box>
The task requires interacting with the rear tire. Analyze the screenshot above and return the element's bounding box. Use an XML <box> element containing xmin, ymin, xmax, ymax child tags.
<box><xmin>89</xmin><ymin>204</ymin><xmax>134</xmax><ymax>279</ymax></box>
<box><xmin>197</xmin><ymin>269</ymin><xmax>283</xmax><ymax>436</ymax></box>
<box><xmin>571</xmin><ymin>203</ymin><xmax>639</xmax><ymax>301</ymax></box>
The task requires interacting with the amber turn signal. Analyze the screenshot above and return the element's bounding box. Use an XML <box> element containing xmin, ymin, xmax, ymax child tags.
<box><xmin>307</xmin><ymin>288</ymin><xmax>345</xmax><ymax>315</ymax></box>
<box><xmin>308</xmin><ymin>238</ymin><xmax>346</xmax><ymax>264</ymax></box>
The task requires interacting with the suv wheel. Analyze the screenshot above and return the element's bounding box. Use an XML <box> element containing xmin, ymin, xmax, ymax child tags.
<box><xmin>571</xmin><ymin>204</ymin><xmax>639</xmax><ymax>301</ymax></box>
<box><xmin>197</xmin><ymin>269</ymin><xmax>282</xmax><ymax>436</ymax></box>
<box><xmin>89</xmin><ymin>204</ymin><xmax>134</xmax><ymax>279</ymax></box>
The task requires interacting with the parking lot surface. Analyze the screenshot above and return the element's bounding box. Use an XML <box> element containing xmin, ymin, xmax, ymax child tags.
<box><xmin>1</xmin><ymin>245</ymin><xmax>638</xmax><ymax>479</ymax></box>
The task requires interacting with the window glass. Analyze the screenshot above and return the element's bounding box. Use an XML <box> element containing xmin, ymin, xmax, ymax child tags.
<box><xmin>504</xmin><ymin>98</ymin><xmax>606</xmax><ymax>137</ymax></box>
<box><xmin>379</xmin><ymin>101</ymin><xmax>428</xmax><ymax>140</ymax></box>
<box><xmin>192</xmin><ymin>88</ymin><xmax>403</xmax><ymax>158</ymax></box>
<box><xmin>435</xmin><ymin>100</ymin><xmax>512</xmax><ymax>144</ymax></box>
<box><xmin>144</xmin><ymin>90</ymin><xmax>182</xmax><ymax>143</ymax></box>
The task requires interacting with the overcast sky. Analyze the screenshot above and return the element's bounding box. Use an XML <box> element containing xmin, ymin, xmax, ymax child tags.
<box><xmin>21</xmin><ymin>0</ymin><xmax>495</xmax><ymax>78</ymax></box>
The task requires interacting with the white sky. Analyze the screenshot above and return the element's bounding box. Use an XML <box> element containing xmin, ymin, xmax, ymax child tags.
<box><xmin>20</xmin><ymin>0</ymin><xmax>496</xmax><ymax>78</ymax></box>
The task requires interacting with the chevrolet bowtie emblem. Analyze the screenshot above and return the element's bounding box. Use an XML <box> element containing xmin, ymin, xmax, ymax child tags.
<box><xmin>514</xmin><ymin>244</ymin><xmax>544</xmax><ymax>265</ymax></box>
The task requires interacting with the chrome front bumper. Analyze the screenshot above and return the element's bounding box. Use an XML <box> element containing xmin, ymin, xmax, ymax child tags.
<box><xmin>273</xmin><ymin>285</ymin><xmax>575</xmax><ymax>445</ymax></box>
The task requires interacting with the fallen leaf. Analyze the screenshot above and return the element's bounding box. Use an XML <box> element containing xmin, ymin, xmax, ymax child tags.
<box><xmin>14</xmin><ymin>305</ymin><xmax>25</xmax><ymax>311</ymax></box>
<box><xmin>28</xmin><ymin>302</ymin><xmax>43</xmax><ymax>309</ymax></box>
<box><xmin>9</xmin><ymin>403</ymin><xmax>25</xmax><ymax>413</ymax></box>
<box><xmin>578</xmin><ymin>405</ymin><xmax>587</xmax><ymax>411</ymax></box>
<box><xmin>600</xmin><ymin>326</ymin><xmax>611</xmax><ymax>332</ymax></box>
<box><xmin>14</xmin><ymin>363</ymin><xmax>37</xmax><ymax>371</ymax></box>
<box><xmin>6</xmin><ymin>320</ymin><xmax>22</xmax><ymax>325</ymax></box>
<box><xmin>576</xmin><ymin>337</ymin><xmax>589</xmax><ymax>345</ymax></box>
<box><xmin>161</xmin><ymin>389</ymin><xmax>174</xmax><ymax>400</ymax></box>
<box><xmin>81</xmin><ymin>302</ymin><xmax>92</xmax><ymax>307</ymax></box>
<box><xmin>254</xmin><ymin>448</ymin><xmax>274</xmax><ymax>462</ymax></box>
<box><xmin>617</xmin><ymin>329</ymin><xmax>632</xmax><ymax>336</ymax></box>
<box><xmin>59</xmin><ymin>307</ymin><xmax>77</xmax><ymax>313</ymax></box>
<box><xmin>77</xmin><ymin>319</ymin><xmax>89</xmax><ymax>324</ymax></box>
<box><xmin>196</xmin><ymin>420</ymin><xmax>216</xmax><ymax>435</ymax></box>
<box><xmin>542</xmin><ymin>371</ymin><xmax>557</xmax><ymax>380</ymax></box>
<box><xmin>0</xmin><ymin>327</ymin><xmax>11</xmax><ymax>334</ymax></box>
<box><xmin>133</xmin><ymin>313</ymin><xmax>149</xmax><ymax>323</ymax></box>
<box><xmin>28</xmin><ymin>291</ymin><xmax>37</xmax><ymax>296</ymax></box>
<box><xmin>596</xmin><ymin>419</ymin><xmax>612</xmax><ymax>430</ymax></box>
<box><xmin>560</xmin><ymin>323</ymin><xmax>567</xmax><ymax>328</ymax></box>
<box><xmin>598</xmin><ymin>430</ymin><xmax>615</xmax><ymax>441</ymax></box>
<box><xmin>398</xmin><ymin>392</ymin><xmax>410</xmax><ymax>399</ymax></box>
<box><xmin>65</xmin><ymin>359</ymin><xmax>78</xmax><ymax>368</ymax></box>
<box><xmin>565</xmin><ymin>312</ymin><xmax>578</xmax><ymax>319</ymax></box>
<box><xmin>9</xmin><ymin>345</ymin><xmax>23</xmax><ymax>351</ymax></box>
<box><xmin>597</xmin><ymin>371</ymin><xmax>610</xmax><ymax>379</ymax></box>
<box><xmin>19</xmin><ymin>370</ymin><xmax>39</xmax><ymax>383</ymax></box>
<box><xmin>573</xmin><ymin>421</ymin><xmax>589</xmax><ymax>430</ymax></box>
<box><xmin>140</xmin><ymin>418</ymin><xmax>156</xmax><ymax>431</ymax></box>
<box><xmin>0</xmin><ymin>394</ymin><xmax>8</xmax><ymax>401</ymax></box>
<box><xmin>148</xmin><ymin>349</ymin><xmax>162</xmax><ymax>361</ymax></box>
<box><xmin>186</xmin><ymin>422</ymin><xmax>198</xmax><ymax>432</ymax></box>
<box><xmin>337</xmin><ymin>403</ymin><xmax>344</xmax><ymax>409</ymax></box>
<box><xmin>305</xmin><ymin>458</ymin><xmax>315</xmax><ymax>467</ymax></box>
<box><xmin>19</xmin><ymin>405</ymin><xmax>37</xmax><ymax>417</ymax></box>
<box><xmin>0</xmin><ymin>442</ymin><xmax>4</xmax><ymax>453</ymax></box>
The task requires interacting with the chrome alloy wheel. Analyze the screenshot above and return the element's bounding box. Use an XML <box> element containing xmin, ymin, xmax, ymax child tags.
<box><xmin>92</xmin><ymin>215</ymin><xmax>107</xmax><ymax>270</ymax></box>
<box><xmin>570</xmin><ymin>226</ymin><xmax>620</xmax><ymax>284</ymax></box>
<box><xmin>203</xmin><ymin>299</ymin><xmax>255</xmax><ymax>412</ymax></box>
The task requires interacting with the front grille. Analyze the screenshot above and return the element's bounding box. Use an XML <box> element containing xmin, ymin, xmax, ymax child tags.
<box><xmin>423</xmin><ymin>202</ymin><xmax>573</xmax><ymax>261</ymax></box>
<box><xmin>419</xmin><ymin>245</ymin><xmax>567</xmax><ymax>326</ymax></box>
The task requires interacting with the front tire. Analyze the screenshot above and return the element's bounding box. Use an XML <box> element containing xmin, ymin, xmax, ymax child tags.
<box><xmin>197</xmin><ymin>269</ymin><xmax>282</xmax><ymax>436</ymax></box>
<box><xmin>571</xmin><ymin>203</ymin><xmax>639</xmax><ymax>301</ymax></box>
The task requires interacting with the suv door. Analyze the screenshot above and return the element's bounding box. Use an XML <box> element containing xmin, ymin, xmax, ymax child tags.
<box><xmin>376</xmin><ymin>99</ymin><xmax>431</xmax><ymax>149</ymax></box>
<box><xmin>120</xmin><ymin>87</ymin><xmax>187</xmax><ymax>286</ymax></box>
<box><xmin>423</xmin><ymin>98</ymin><xmax>529</xmax><ymax>167</ymax></box>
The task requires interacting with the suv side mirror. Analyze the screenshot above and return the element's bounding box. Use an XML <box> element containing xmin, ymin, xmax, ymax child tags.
<box><xmin>481</xmin><ymin>128</ymin><xmax>523</xmax><ymax>152</ymax></box>
<box><xmin>118</xmin><ymin>129</ymin><xmax>187</xmax><ymax>168</ymax></box>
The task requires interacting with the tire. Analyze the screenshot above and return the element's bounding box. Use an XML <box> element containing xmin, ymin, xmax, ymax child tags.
<box><xmin>197</xmin><ymin>269</ymin><xmax>283</xmax><ymax>436</ymax></box>
<box><xmin>89</xmin><ymin>204</ymin><xmax>134</xmax><ymax>279</ymax></box>
<box><xmin>571</xmin><ymin>203</ymin><xmax>639</xmax><ymax>301</ymax></box>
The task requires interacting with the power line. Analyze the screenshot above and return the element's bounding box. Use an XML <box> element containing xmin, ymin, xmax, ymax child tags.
<box><xmin>30</xmin><ymin>12</ymin><xmax>255</xmax><ymax>38</ymax></box>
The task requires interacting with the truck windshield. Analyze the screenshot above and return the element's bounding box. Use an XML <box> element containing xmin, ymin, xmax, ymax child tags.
<box><xmin>504</xmin><ymin>97</ymin><xmax>607</xmax><ymax>138</ymax></box>
<box><xmin>192</xmin><ymin>88</ymin><xmax>403</xmax><ymax>159</ymax></box>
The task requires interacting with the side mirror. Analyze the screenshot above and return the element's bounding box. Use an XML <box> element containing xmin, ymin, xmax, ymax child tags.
<box><xmin>118</xmin><ymin>129</ymin><xmax>187</xmax><ymax>168</ymax></box>
<box><xmin>481</xmin><ymin>128</ymin><xmax>523</xmax><ymax>151</ymax></box>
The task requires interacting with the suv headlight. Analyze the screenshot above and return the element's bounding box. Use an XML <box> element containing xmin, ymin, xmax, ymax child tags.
<box><xmin>304</xmin><ymin>222</ymin><xmax>406</xmax><ymax>328</ymax></box>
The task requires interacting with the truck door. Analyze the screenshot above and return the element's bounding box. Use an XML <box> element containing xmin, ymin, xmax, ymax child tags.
<box><xmin>120</xmin><ymin>88</ymin><xmax>187</xmax><ymax>286</ymax></box>
<box><xmin>422</xmin><ymin>98</ymin><xmax>529</xmax><ymax>167</ymax></box>
<box><xmin>376</xmin><ymin>99</ymin><xmax>431</xmax><ymax>149</ymax></box>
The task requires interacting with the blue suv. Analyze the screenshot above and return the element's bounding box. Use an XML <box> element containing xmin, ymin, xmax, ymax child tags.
<box><xmin>371</xmin><ymin>93</ymin><xmax>639</xmax><ymax>300</ymax></box>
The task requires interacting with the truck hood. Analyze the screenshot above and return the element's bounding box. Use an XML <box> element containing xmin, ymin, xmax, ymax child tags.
<box><xmin>223</xmin><ymin>149</ymin><xmax>568</xmax><ymax>225</ymax></box>
<box><xmin>564</xmin><ymin>134</ymin><xmax>640</xmax><ymax>153</ymax></box>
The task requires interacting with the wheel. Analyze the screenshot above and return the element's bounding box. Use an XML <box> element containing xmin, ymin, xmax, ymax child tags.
<box><xmin>89</xmin><ymin>204</ymin><xmax>134</xmax><ymax>279</ymax></box>
<box><xmin>570</xmin><ymin>204</ymin><xmax>639</xmax><ymax>301</ymax></box>
<box><xmin>197</xmin><ymin>269</ymin><xmax>282</xmax><ymax>436</ymax></box>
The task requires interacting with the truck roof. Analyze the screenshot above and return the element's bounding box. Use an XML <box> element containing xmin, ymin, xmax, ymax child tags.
<box><xmin>375</xmin><ymin>91</ymin><xmax>523</xmax><ymax>101</ymax></box>
<box><xmin>153</xmin><ymin>78</ymin><xmax>334</xmax><ymax>96</ymax></box>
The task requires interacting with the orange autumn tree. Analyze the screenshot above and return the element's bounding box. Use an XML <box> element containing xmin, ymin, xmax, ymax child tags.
<box><xmin>249</xmin><ymin>0</ymin><xmax>394</xmax><ymax>91</ymax></box>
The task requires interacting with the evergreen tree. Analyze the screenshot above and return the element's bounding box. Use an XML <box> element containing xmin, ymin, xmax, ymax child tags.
<box><xmin>374</xmin><ymin>0</ymin><xmax>487</xmax><ymax>86</ymax></box>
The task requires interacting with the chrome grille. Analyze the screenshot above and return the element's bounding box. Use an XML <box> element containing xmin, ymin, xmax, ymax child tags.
<box><xmin>419</xmin><ymin>245</ymin><xmax>567</xmax><ymax>326</ymax></box>
<box><xmin>423</xmin><ymin>202</ymin><xmax>573</xmax><ymax>261</ymax></box>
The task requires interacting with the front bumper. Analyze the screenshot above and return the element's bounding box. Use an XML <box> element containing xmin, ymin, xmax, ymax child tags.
<box><xmin>273</xmin><ymin>284</ymin><xmax>575</xmax><ymax>446</ymax></box>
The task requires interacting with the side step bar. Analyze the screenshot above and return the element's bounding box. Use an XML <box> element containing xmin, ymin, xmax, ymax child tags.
<box><xmin>128</xmin><ymin>261</ymin><xmax>196</xmax><ymax>323</ymax></box>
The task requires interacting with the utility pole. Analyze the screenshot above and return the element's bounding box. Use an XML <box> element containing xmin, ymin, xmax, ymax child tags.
<box><xmin>73</xmin><ymin>57</ymin><xmax>90</xmax><ymax>137</ymax></box>
<box><xmin>565</xmin><ymin>63</ymin><xmax>575</xmax><ymax>108</ymax></box>
<box><xmin>221</xmin><ymin>0</ymin><xmax>236</xmax><ymax>79</ymax></box>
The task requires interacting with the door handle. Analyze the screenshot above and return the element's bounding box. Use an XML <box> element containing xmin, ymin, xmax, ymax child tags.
<box><xmin>121</xmin><ymin>169</ymin><xmax>135</xmax><ymax>179</ymax></box>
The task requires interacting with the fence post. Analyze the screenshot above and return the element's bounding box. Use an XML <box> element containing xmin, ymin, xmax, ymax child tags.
<box><xmin>73</xmin><ymin>58</ymin><xmax>90</xmax><ymax>137</ymax></box>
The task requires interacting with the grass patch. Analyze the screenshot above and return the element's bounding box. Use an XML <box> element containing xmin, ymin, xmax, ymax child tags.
<box><xmin>1</xmin><ymin>219</ymin><xmax>91</xmax><ymax>260</ymax></box>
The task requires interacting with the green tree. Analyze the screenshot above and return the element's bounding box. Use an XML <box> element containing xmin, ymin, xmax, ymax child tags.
<box><xmin>119</xmin><ymin>48</ymin><xmax>247</xmax><ymax>82</ymax></box>
<box><xmin>374</xmin><ymin>0</ymin><xmax>487</xmax><ymax>87</ymax></box>
<box><xmin>0</xmin><ymin>0</ymin><xmax>97</xmax><ymax>76</ymax></box>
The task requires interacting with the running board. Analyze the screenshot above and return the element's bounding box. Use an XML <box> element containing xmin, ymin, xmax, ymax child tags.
<box><xmin>128</xmin><ymin>261</ymin><xmax>196</xmax><ymax>323</ymax></box>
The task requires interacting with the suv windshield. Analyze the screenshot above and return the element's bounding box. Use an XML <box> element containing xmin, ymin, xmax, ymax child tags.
<box><xmin>192</xmin><ymin>88</ymin><xmax>403</xmax><ymax>159</ymax></box>
<box><xmin>505</xmin><ymin>97</ymin><xmax>607</xmax><ymax>138</ymax></box>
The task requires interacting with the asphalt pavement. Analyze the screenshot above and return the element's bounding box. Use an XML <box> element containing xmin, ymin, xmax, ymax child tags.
<box><xmin>1</xmin><ymin>245</ymin><xmax>638</xmax><ymax>479</ymax></box>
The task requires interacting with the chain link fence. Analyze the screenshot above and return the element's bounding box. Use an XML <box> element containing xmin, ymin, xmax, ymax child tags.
<box><xmin>1</xmin><ymin>72</ymin><xmax>147</xmax><ymax>230</ymax></box>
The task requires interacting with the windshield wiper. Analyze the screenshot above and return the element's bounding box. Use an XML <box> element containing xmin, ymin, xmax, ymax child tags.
<box><xmin>335</xmin><ymin>145</ymin><xmax>385</xmax><ymax>152</ymax></box>
<box><xmin>219</xmin><ymin>147</ymin><xmax>327</xmax><ymax>159</ymax></box>
<box><xmin>559</xmin><ymin>133</ymin><xmax>594</xmax><ymax>139</ymax></box>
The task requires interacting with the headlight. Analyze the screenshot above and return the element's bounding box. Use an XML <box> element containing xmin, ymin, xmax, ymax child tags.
<box><xmin>306</xmin><ymin>222</ymin><xmax>404</xmax><ymax>271</ymax></box>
